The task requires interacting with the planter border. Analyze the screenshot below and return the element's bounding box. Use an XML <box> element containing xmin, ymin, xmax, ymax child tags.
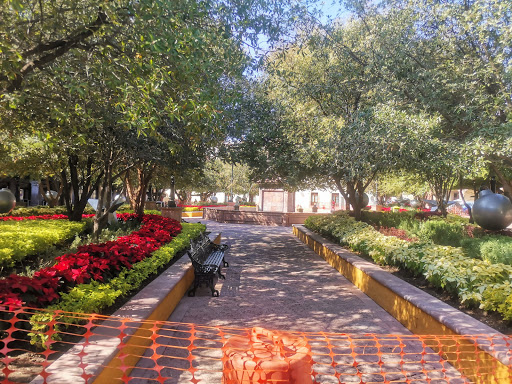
<box><xmin>293</xmin><ymin>224</ymin><xmax>511</xmax><ymax>384</ymax></box>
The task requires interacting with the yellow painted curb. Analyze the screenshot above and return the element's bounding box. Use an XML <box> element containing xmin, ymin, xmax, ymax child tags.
<box><xmin>93</xmin><ymin>233</ymin><xmax>222</xmax><ymax>383</ymax></box>
<box><xmin>182</xmin><ymin>211</ymin><xmax>203</xmax><ymax>218</ymax></box>
<box><xmin>293</xmin><ymin>226</ymin><xmax>510</xmax><ymax>384</ymax></box>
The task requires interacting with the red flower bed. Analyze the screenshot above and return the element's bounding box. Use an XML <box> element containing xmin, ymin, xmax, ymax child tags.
<box><xmin>0</xmin><ymin>214</ymin><xmax>181</xmax><ymax>307</ymax></box>
<box><xmin>0</xmin><ymin>214</ymin><xmax>95</xmax><ymax>221</ymax></box>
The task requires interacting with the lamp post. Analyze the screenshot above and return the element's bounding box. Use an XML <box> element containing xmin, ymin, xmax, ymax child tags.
<box><xmin>490</xmin><ymin>176</ymin><xmax>496</xmax><ymax>193</ymax></box>
<box><xmin>229</xmin><ymin>163</ymin><xmax>234</xmax><ymax>202</ymax></box>
<box><xmin>168</xmin><ymin>176</ymin><xmax>177</xmax><ymax>208</ymax></box>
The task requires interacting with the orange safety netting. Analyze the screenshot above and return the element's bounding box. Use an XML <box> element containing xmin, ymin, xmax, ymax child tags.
<box><xmin>1</xmin><ymin>306</ymin><xmax>511</xmax><ymax>384</ymax></box>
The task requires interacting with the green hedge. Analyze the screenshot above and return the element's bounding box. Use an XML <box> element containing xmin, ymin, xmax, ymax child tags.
<box><xmin>304</xmin><ymin>213</ymin><xmax>512</xmax><ymax>321</ymax></box>
<box><xmin>116</xmin><ymin>208</ymin><xmax>162</xmax><ymax>215</ymax></box>
<box><xmin>0</xmin><ymin>220</ymin><xmax>88</xmax><ymax>267</ymax></box>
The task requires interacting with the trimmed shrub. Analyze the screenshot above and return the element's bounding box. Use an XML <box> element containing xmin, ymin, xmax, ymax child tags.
<box><xmin>2</xmin><ymin>205</ymin><xmax>95</xmax><ymax>217</ymax></box>
<box><xmin>417</xmin><ymin>220</ymin><xmax>465</xmax><ymax>246</ymax></box>
<box><xmin>480</xmin><ymin>238</ymin><xmax>512</xmax><ymax>265</ymax></box>
<box><xmin>183</xmin><ymin>207</ymin><xmax>201</xmax><ymax>212</ymax></box>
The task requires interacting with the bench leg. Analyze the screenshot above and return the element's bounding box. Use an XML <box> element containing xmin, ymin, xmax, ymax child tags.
<box><xmin>188</xmin><ymin>283</ymin><xmax>198</xmax><ymax>297</ymax></box>
<box><xmin>189</xmin><ymin>274</ymin><xmax>220</xmax><ymax>297</ymax></box>
<box><xmin>207</xmin><ymin>274</ymin><xmax>219</xmax><ymax>297</ymax></box>
<box><xmin>188</xmin><ymin>274</ymin><xmax>207</xmax><ymax>297</ymax></box>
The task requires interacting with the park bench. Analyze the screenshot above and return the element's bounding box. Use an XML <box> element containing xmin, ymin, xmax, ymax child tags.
<box><xmin>187</xmin><ymin>232</ymin><xmax>229</xmax><ymax>297</ymax></box>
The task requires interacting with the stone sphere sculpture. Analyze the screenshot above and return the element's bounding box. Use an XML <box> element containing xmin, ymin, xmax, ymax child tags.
<box><xmin>355</xmin><ymin>192</ymin><xmax>369</xmax><ymax>208</ymax></box>
<box><xmin>478</xmin><ymin>189</ymin><xmax>493</xmax><ymax>199</ymax></box>
<box><xmin>210</xmin><ymin>196</ymin><xmax>218</xmax><ymax>203</ymax></box>
<box><xmin>44</xmin><ymin>190</ymin><xmax>58</xmax><ymax>201</ymax></box>
<box><xmin>0</xmin><ymin>188</ymin><xmax>16</xmax><ymax>214</ymax></box>
<box><xmin>473</xmin><ymin>193</ymin><xmax>512</xmax><ymax>230</ymax></box>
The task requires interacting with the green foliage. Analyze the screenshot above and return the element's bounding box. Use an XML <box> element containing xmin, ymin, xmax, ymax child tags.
<box><xmin>416</xmin><ymin>220</ymin><xmax>465</xmax><ymax>247</ymax></box>
<box><xmin>361</xmin><ymin>211</ymin><xmax>419</xmax><ymax>232</ymax></box>
<box><xmin>361</xmin><ymin>210</ymin><xmax>512</xmax><ymax>264</ymax></box>
<box><xmin>480</xmin><ymin>239</ymin><xmax>512</xmax><ymax>265</ymax></box>
<box><xmin>460</xmin><ymin>237</ymin><xmax>512</xmax><ymax>265</ymax></box>
<box><xmin>183</xmin><ymin>207</ymin><xmax>201</xmax><ymax>212</ymax></box>
<box><xmin>116</xmin><ymin>208</ymin><xmax>162</xmax><ymax>216</ymax></box>
<box><xmin>305</xmin><ymin>213</ymin><xmax>512</xmax><ymax>321</ymax></box>
<box><xmin>0</xmin><ymin>220</ymin><xmax>87</xmax><ymax>267</ymax></box>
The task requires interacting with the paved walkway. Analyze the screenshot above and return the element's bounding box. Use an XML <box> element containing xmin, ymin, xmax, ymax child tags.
<box><xmin>169</xmin><ymin>220</ymin><xmax>408</xmax><ymax>334</ymax></box>
<box><xmin>128</xmin><ymin>220</ymin><xmax>467</xmax><ymax>384</ymax></box>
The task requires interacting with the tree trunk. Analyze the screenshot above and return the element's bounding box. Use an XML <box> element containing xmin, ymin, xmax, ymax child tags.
<box><xmin>334</xmin><ymin>178</ymin><xmax>363</xmax><ymax>220</ymax></box>
<box><xmin>38</xmin><ymin>178</ymin><xmax>62</xmax><ymax>208</ymax></box>
<box><xmin>93</xmin><ymin>158</ymin><xmax>112</xmax><ymax>239</ymax></box>
<box><xmin>176</xmin><ymin>189</ymin><xmax>190</xmax><ymax>204</ymax></box>
<box><xmin>124</xmin><ymin>165</ymin><xmax>155</xmax><ymax>216</ymax></box>
<box><xmin>491</xmin><ymin>163</ymin><xmax>512</xmax><ymax>199</ymax></box>
<box><xmin>61</xmin><ymin>154</ymin><xmax>103</xmax><ymax>222</ymax></box>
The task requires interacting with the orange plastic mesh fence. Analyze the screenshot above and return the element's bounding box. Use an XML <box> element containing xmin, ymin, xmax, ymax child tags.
<box><xmin>1</xmin><ymin>306</ymin><xmax>511</xmax><ymax>384</ymax></box>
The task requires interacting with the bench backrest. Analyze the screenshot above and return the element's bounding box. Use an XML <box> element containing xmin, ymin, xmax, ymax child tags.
<box><xmin>188</xmin><ymin>233</ymin><xmax>217</xmax><ymax>265</ymax></box>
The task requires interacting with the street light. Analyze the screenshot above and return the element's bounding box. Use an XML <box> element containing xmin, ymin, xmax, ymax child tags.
<box><xmin>168</xmin><ymin>176</ymin><xmax>177</xmax><ymax>208</ymax></box>
<box><xmin>229</xmin><ymin>163</ymin><xmax>233</xmax><ymax>202</ymax></box>
<box><xmin>490</xmin><ymin>176</ymin><xmax>496</xmax><ymax>193</ymax></box>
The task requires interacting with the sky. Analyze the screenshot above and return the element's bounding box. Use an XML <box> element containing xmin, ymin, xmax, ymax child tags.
<box><xmin>247</xmin><ymin>1</ymin><xmax>348</xmax><ymax>67</ymax></box>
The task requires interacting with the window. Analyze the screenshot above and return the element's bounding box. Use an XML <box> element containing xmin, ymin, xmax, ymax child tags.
<box><xmin>331</xmin><ymin>193</ymin><xmax>340</xmax><ymax>208</ymax></box>
<box><xmin>453</xmin><ymin>192</ymin><xmax>459</xmax><ymax>200</ymax></box>
<box><xmin>311</xmin><ymin>192</ymin><xmax>318</xmax><ymax>206</ymax></box>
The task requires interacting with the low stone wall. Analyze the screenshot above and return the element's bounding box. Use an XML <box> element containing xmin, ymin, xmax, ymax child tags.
<box><xmin>160</xmin><ymin>207</ymin><xmax>183</xmax><ymax>221</ymax></box>
<box><xmin>203</xmin><ymin>207</ymin><xmax>327</xmax><ymax>226</ymax></box>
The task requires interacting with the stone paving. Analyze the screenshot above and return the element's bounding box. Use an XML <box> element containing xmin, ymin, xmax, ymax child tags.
<box><xmin>168</xmin><ymin>220</ymin><xmax>407</xmax><ymax>334</ymax></box>
<box><xmin>128</xmin><ymin>219</ymin><xmax>468</xmax><ymax>384</ymax></box>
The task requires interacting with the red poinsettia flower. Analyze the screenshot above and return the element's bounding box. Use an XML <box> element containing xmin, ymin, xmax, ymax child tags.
<box><xmin>0</xmin><ymin>214</ymin><xmax>182</xmax><ymax>307</ymax></box>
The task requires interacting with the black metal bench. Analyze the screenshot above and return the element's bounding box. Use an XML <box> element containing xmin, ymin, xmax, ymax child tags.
<box><xmin>187</xmin><ymin>233</ymin><xmax>229</xmax><ymax>297</ymax></box>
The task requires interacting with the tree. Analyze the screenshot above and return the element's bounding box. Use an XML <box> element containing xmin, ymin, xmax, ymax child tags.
<box><xmin>234</xmin><ymin>21</ymin><xmax>408</xmax><ymax>220</ymax></box>
<box><xmin>346</xmin><ymin>0</ymin><xmax>512</xmax><ymax>196</ymax></box>
<box><xmin>1</xmin><ymin>0</ymin><xmax>314</xmax><ymax>234</ymax></box>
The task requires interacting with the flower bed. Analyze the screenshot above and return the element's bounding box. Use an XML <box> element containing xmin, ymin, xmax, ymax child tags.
<box><xmin>41</xmin><ymin>222</ymin><xmax>205</xmax><ymax>316</ymax></box>
<box><xmin>0</xmin><ymin>214</ymin><xmax>95</xmax><ymax>221</ymax></box>
<box><xmin>304</xmin><ymin>213</ymin><xmax>512</xmax><ymax>321</ymax></box>
<box><xmin>0</xmin><ymin>219</ymin><xmax>89</xmax><ymax>267</ymax></box>
<box><xmin>0</xmin><ymin>214</ymin><xmax>182</xmax><ymax>308</ymax></box>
